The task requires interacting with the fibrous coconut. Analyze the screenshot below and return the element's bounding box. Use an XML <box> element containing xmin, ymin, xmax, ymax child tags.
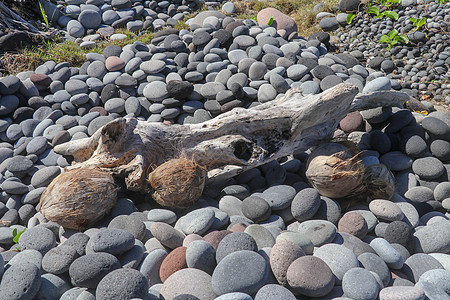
<box><xmin>305</xmin><ymin>142</ymin><xmax>365</xmax><ymax>198</ymax></box>
<box><xmin>148</xmin><ymin>158</ymin><xmax>207</xmax><ymax>207</ymax></box>
<box><xmin>38</xmin><ymin>168</ymin><xmax>118</xmax><ymax>230</ymax></box>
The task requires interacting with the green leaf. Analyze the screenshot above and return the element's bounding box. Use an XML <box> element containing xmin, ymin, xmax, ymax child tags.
<box><xmin>13</xmin><ymin>228</ymin><xmax>26</xmax><ymax>244</ymax></box>
<box><xmin>379</xmin><ymin>35</ymin><xmax>390</xmax><ymax>43</ymax></box>
<box><xmin>251</xmin><ymin>16</ymin><xmax>257</xmax><ymax>21</ymax></box>
<box><xmin>409</xmin><ymin>17</ymin><xmax>417</xmax><ymax>23</ymax></box>
<box><xmin>346</xmin><ymin>13</ymin><xmax>355</xmax><ymax>24</ymax></box>
<box><xmin>418</xmin><ymin>17</ymin><xmax>427</xmax><ymax>27</ymax></box>
<box><xmin>38</xmin><ymin>0</ymin><xmax>49</xmax><ymax>28</ymax></box>
<box><xmin>385</xmin><ymin>11</ymin><xmax>399</xmax><ymax>20</ymax></box>
<box><xmin>387</xmin><ymin>30</ymin><xmax>398</xmax><ymax>39</ymax></box>
<box><xmin>267</xmin><ymin>16</ymin><xmax>274</xmax><ymax>26</ymax></box>
<box><xmin>367</xmin><ymin>6</ymin><xmax>380</xmax><ymax>15</ymax></box>
<box><xmin>397</xmin><ymin>35</ymin><xmax>410</xmax><ymax>44</ymax></box>
<box><xmin>391</xmin><ymin>39</ymin><xmax>398</xmax><ymax>46</ymax></box>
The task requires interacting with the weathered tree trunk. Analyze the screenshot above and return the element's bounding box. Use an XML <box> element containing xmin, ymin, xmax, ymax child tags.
<box><xmin>54</xmin><ymin>83</ymin><xmax>409</xmax><ymax>192</ymax></box>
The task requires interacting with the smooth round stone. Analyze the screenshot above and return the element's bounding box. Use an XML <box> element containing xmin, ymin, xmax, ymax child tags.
<box><xmin>404</xmin><ymin>186</ymin><xmax>434</xmax><ymax>203</ymax></box>
<box><xmin>320</xmin><ymin>75</ymin><xmax>343</xmax><ymax>91</ymax></box>
<box><xmin>369</xmin><ymin>238</ymin><xmax>404</xmax><ymax>269</ymax></box>
<box><xmin>212</xmin><ymin>250</ymin><xmax>267</xmax><ymax>296</ymax></box>
<box><xmin>258</xmin><ymin>84</ymin><xmax>278</xmax><ymax>103</ymax></box>
<box><xmin>338</xmin><ymin>212</ymin><xmax>368</xmax><ymax>239</ymax></box>
<box><xmin>108</xmin><ymin>214</ymin><xmax>146</xmax><ymax>241</ymax></box>
<box><xmin>147</xmin><ymin>209</ymin><xmax>176</xmax><ymax>224</ymax></box>
<box><xmin>90</xmin><ymin>228</ymin><xmax>135</xmax><ymax>255</ymax></box>
<box><xmin>26</xmin><ymin>136</ymin><xmax>48</xmax><ymax>155</ymax></box>
<box><xmin>254</xmin><ymin>284</ymin><xmax>296</xmax><ymax>299</ymax></box>
<box><xmin>358</xmin><ymin>252</ymin><xmax>391</xmax><ymax>287</ymax></box>
<box><xmin>413</xmin><ymin>220</ymin><xmax>450</xmax><ymax>253</ymax></box>
<box><xmin>297</xmin><ymin>220</ymin><xmax>337</xmax><ymax>246</ymax></box>
<box><xmin>67</xmin><ymin>20</ymin><xmax>85</xmax><ymax>38</ymax></box>
<box><xmin>105</xmin><ymin>98</ymin><xmax>125</xmax><ymax>114</ymax></box>
<box><xmin>313</xmin><ymin>196</ymin><xmax>342</xmax><ymax>225</ymax></box>
<box><xmin>65</xmin><ymin>79</ymin><xmax>88</xmax><ymax>95</ymax></box>
<box><xmin>404</xmin><ymin>135</ymin><xmax>427</xmax><ymax>158</ymax></box>
<box><xmin>313</xmin><ymin>243</ymin><xmax>359</xmax><ymax>284</ymax></box>
<box><xmin>421</xmin><ymin>116</ymin><xmax>450</xmax><ymax>140</ymax></box>
<box><xmin>186</xmin><ymin>240</ymin><xmax>217</xmax><ymax>275</ymax></box>
<box><xmin>430</xmin><ymin>140</ymin><xmax>450</xmax><ymax>161</ymax></box>
<box><xmin>69</xmin><ymin>252</ymin><xmax>120</xmax><ymax>288</ymax></box>
<box><xmin>42</xmin><ymin>245</ymin><xmax>79</xmax><ymax>274</ymax></box>
<box><xmin>78</xmin><ymin>9</ymin><xmax>101</xmax><ymax>29</ymax></box>
<box><xmin>18</xmin><ymin>226</ymin><xmax>56</xmax><ymax>255</ymax></box>
<box><xmin>286</xmin><ymin>64</ymin><xmax>309</xmax><ymax>80</ymax></box>
<box><xmin>6</xmin><ymin>155</ymin><xmax>33</xmax><ymax>174</ymax></box>
<box><xmin>104</xmin><ymin>56</ymin><xmax>125</xmax><ymax>72</ymax></box>
<box><xmin>275</xmin><ymin>232</ymin><xmax>314</xmax><ymax>255</ymax></box>
<box><xmin>379</xmin><ymin>286</ymin><xmax>425</xmax><ymax>300</ymax></box>
<box><xmin>342</xmin><ymin>267</ymin><xmax>379</xmax><ymax>300</ymax></box>
<box><xmin>150</xmin><ymin>222</ymin><xmax>185</xmax><ymax>249</ymax></box>
<box><xmin>300</xmin><ymin>81</ymin><xmax>321</xmax><ymax>95</ymax></box>
<box><xmin>412</xmin><ymin>157</ymin><xmax>444</xmax><ymax>180</ymax></box>
<box><xmin>269</xmin><ymin>240</ymin><xmax>305</xmax><ymax>285</ymax></box>
<box><xmin>248</xmin><ymin>62</ymin><xmax>268</xmax><ymax>81</ymax></box>
<box><xmin>379</xmin><ymin>152</ymin><xmax>413</xmax><ymax>171</ymax></box>
<box><xmin>241</xmin><ymin>196</ymin><xmax>271</xmax><ymax>223</ymax></box>
<box><xmin>0</xmin><ymin>75</ymin><xmax>21</xmax><ymax>94</ymax></box>
<box><xmin>178</xmin><ymin>208</ymin><xmax>215</xmax><ymax>235</ymax></box>
<box><xmin>143</xmin><ymin>81</ymin><xmax>167</xmax><ymax>101</ymax></box>
<box><xmin>159</xmin><ymin>246</ymin><xmax>187</xmax><ymax>283</ymax></box>
<box><xmin>370</xmin><ymin>130</ymin><xmax>391</xmax><ymax>154</ymax></box>
<box><xmin>244</xmin><ymin>225</ymin><xmax>275</xmax><ymax>249</ymax></box>
<box><xmin>160</xmin><ymin>268</ymin><xmax>216</xmax><ymax>299</ymax></box>
<box><xmin>96</xmin><ymin>268</ymin><xmax>148</xmax><ymax>300</ymax></box>
<box><xmin>291</xmin><ymin>188</ymin><xmax>321</xmax><ymax>222</ymax></box>
<box><xmin>418</xmin><ymin>269</ymin><xmax>450</xmax><ymax>293</ymax></box>
<box><xmin>434</xmin><ymin>182</ymin><xmax>450</xmax><ymax>202</ymax></box>
<box><xmin>369</xmin><ymin>199</ymin><xmax>404</xmax><ymax>221</ymax></box>
<box><xmin>35</xmin><ymin>273</ymin><xmax>70</xmax><ymax>300</ymax></box>
<box><xmin>261</xmin><ymin>185</ymin><xmax>296</xmax><ymax>210</ymax></box>
<box><xmin>287</xmin><ymin>255</ymin><xmax>334</xmax><ymax>297</ymax></box>
<box><xmin>228</xmin><ymin>49</ymin><xmax>248</xmax><ymax>65</ymax></box>
<box><xmin>362</xmin><ymin>77</ymin><xmax>391</xmax><ymax>93</ymax></box>
<box><xmin>384</xmin><ymin>221</ymin><xmax>413</xmax><ymax>250</ymax></box>
<box><xmin>403</xmin><ymin>253</ymin><xmax>444</xmax><ymax>283</ymax></box>
<box><xmin>61</xmin><ymin>233</ymin><xmax>90</xmax><ymax>256</ymax></box>
<box><xmin>216</xmin><ymin>232</ymin><xmax>257</xmax><ymax>263</ymax></box>
<box><xmin>140</xmin><ymin>60</ymin><xmax>166</xmax><ymax>74</ymax></box>
<box><xmin>6</xmin><ymin>248</ymin><xmax>42</xmax><ymax>270</ymax></box>
<box><xmin>30</xmin><ymin>166</ymin><xmax>61</xmax><ymax>188</ymax></box>
<box><xmin>0</xmin><ymin>262</ymin><xmax>41</xmax><ymax>300</ymax></box>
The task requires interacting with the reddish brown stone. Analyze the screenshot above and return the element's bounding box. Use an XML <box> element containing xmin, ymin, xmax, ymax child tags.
<box><xmin>257</xmin><ymin>8</ymin><xmax>298</xmax><ymax>38</ymax></box>
<box><xmin>338</xmin><ymin>212</ymin><xmax>368</xmax><ymax>239</ymax></box>
<box><xmin>30</xmin><ymin>73</ymin><xmax>52</xmax><ymax>87</ymax></box>
<box><xmin>203</xmin><ymin>230</ymin><xmax>232</xmax><ymax>250</ymax></box>
<box><xmin>339</xmin><ymin>111</ymin><xmax>364</xmax><ymax>133</ymax></box>
<box><xmin>159</xmin><ymin>246</ymin><xmax>187</xmax><ymax>283</ymax></box>
<box><xmin>105</xmin><ymin>56</ymin><xmax>125</xmax><ymax>72</ymax></box>
<box><xmin>89</xmin><ymin>106</ymin><xmax>108</xmax><ymax>116</ymax></box>
<box><xmin>229</xmin><ymin>223</ymin><xmax>248</xmax><ymax>232</ymax></box>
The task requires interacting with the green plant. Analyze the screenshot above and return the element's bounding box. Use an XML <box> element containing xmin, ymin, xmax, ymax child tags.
<box><xmin>38</xmin><ymin>0</ymin><xmax>49</xmax><ymax>28</ymax></box>
<box><xmin>267</xmin><ymin>16</ymin><xmax>274</xmax><ymax>26</ymax></box>
<box><xmin>346</xmin><ymin>13</ymin><xmax>356</xmax><ymax>24</ymax></box>
<box><xmin>436</xmin><ymin>0</ymin><xmax>448</xmax><ymax>4</ymax></box>
<box><xmin>251</xmin><ymin>16</ymin><xmax>257</xmax><ymax>22</ymax></box>
<box><xmin>379</xmin><ymin>29</ymin><xmax>409</xmax><ymax>50</ymax></box>
<box><xmin>367</xmin><ymin>5</ymin><xmax>399</xmax><ymax>20</ymax></box>
<box><xmin>409</xmin><ymin>17</ymin><xmax>427</xmax><ymax>31</ymax></box>
<box><xmin>12</xmin><ymin>228</ymin><xmax>26</xmax><ymax>244</ymax></box>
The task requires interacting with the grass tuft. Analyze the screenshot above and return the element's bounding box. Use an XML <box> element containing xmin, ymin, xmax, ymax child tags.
<box><xmin>1</xmin><ymin>30</ymin><xmax>154</xmax><ymax>75</ymax></box>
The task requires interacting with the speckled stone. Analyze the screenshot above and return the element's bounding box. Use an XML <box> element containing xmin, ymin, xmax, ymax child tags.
<box><xmin>379</xmin><ymin>286</ymin><xmax>425</xmax><ymax>300</ymax></box>
<box><xmin>313</xmin><ymin>243</ymin><xmax>359</xmax><ymax>284</ymax></box>
<box><xmin>159</xmin><ymin>246</ymin><xmax>187</xmax><ymax>283</ymax></box>
<box><xmin>212</xmin><ymin>250</ymin><xmax>268</xmax><ymax>296</ymax></box>
<box><xmin>96</xmin><ymin>268</ymin><xmax>149</xmax><ymax>300</ymax></box>
<box><xmin>287</xmin><ymin>256</ymin><xmax>335</xmax><ymax>297</ymax></box>
<box><xmin>370</xmin><ymin>238</ymin><xmax>404</xmax><ymax>269</ymax></box>
<box><xmin>403</xmin><ymin>253</ymin><xmax>444</xmax><ymax>283</ymax></box>
<box><xmin>291</xmin><ymin>188</ymin><xmax>321</xmax><ymax>222</ymax></box>
<box><xmin>160</xmin><ymin>268</ymin><xmax>216</xmax><ymax>300</ymax></box>
<box><xmin>342</xmin><ymin>267</ymin><xmax>379</xmax><ymax>300</ymax></box>
<box><xmin>297</xmin><ymin>220</ymin><xmax>337</xmax><ymax>246</ymax></box>
<box><xmin>216</xmin><ymin>232</ymin><xmax>258</xmax><ymax>263</ymax></box>
<box><xmin>369</xmin><ymin>199</ymin><xmax>404</xmax><ymax>221</ymax></box>
<box><xmin>269</xmin><ymin>240</ymin><xmax>305</xmax><ymax>285</ymax></box>
<box><xmin>338</xmin><ymin>212</ymin><xmax>368</xmax><ymax>239</ymax></box>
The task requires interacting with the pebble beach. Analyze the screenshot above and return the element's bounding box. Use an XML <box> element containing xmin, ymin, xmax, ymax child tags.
<box><xmin>0</xmin><ymin>0</ymin><xmax>449</xmax><ymax>299</ymax></box>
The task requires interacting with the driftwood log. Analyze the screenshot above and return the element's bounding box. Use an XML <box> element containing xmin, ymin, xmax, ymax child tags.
<box><xmin>54</xmin><ymin>83</ymin><xmax>409</xmax><ymax>191</ymax></box>
<box><xmin>39</xmin><ymin>83</ymin><xmax>409</xmax><ymax>228</ymax></box>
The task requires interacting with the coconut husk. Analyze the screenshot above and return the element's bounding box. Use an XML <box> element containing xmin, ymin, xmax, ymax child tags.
<box><xmin>38</xmin><ymin>168</ymin><xmax>119</xmax><ymax>230</ymax></box>
<box><xmin>148</xmin><ymin>158</ymin><xmax>207</xmax><ymax>208</ymax></box>
<box><xmin>362</xmin><ymin>163</ymin><xmax>395</xmax><ymax>201</ymax></box>
<box><xmin>305</xmin><ymin>143</ymin><xmax>366</xmax><ymax>199</ymax></box>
